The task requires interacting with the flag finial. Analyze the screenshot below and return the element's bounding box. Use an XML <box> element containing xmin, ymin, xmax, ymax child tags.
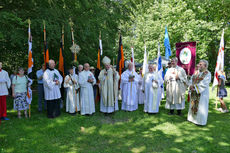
<box><xmin>69</xmin><ymin>18</ymin><xmax>74</xmax><ymax>27</ymax></box>
<box><xmin>62</xmin><ymin>25</ymin><xmax>64</xmax><ymax>34</ymax></box>
<box><xmin>28</xmin><ymin>19</ymin><xmax>31</xmax><ymax>25</ymax></box>
<box><xmin>43</xmin><ymin>20</ymin><xmax>46</xmax><ymax>29</ymax></box>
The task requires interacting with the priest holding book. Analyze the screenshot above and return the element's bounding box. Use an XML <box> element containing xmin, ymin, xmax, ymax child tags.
<box><xmin>79</xmin><ymin>63</ymin><xmax>96</xmax><ymax>115</ymax></box>
<box><xmin>43</xmin><ymin>60</ymin><xmax>63</xmax><ymax>118</ymax></box>
<box><xmin>121</xmin><ymin>62</ymin><xmax>139</xmax><ymax>111</ymax></box>
<box><xmin>142</xmin><ymin>64</ymin><xmax>159</xmax><ymax>113</ymax></box>
<box><xmin>164</xmin><ymin>57</ymin><xmax>187</xmax><ymax>115</ymax></box>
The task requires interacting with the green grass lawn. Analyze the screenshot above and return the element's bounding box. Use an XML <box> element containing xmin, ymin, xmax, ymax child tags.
<box><xmin>0</xmin><ymin>86</ymin><xmax>230</xmax><ymax>153</ymax></box>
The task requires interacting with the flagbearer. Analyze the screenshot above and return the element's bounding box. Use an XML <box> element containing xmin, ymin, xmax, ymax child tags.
<box><xmin>187</xmin><ymin>60</ymin><xmax>211</xmax><ymax>125</ymax></box>
<box><xmin>98</xmin><ymin>56</ymin><xmax>120</xmax><ymax>114</ymax></box>
<box><xmin>0</xmin><ymin>62</ymin><xmax>11</xmax><ymax>121</ymax></box>
<box><xmin>36</xmin><ymin>64</ymin><xmax>46</xmax><ymax>112</ymax></box>
<box><xmin>142</xmin><ymin>64</ymin><xmax>159</xmax><ymax>113</ymax></box>
<box><xmin>212</xmin><ymin>29</ymin><xmax>226</xmax><ymax>112</ymax></box>
<box><xmin>64</xmin><ymin>67</ymin><xmax>80</xmax><ymax>114</ymax></box>
<box><xmin>121</xmin><ymin>62</ymin><xmax>139</xmax><ymax>111</ymax></box>
<box><xmin>43</xmin><ymin>60</ymin><xmax>63</xmax><ymax>118</ymax></box>
<box><xmin>79</xmin><ymin>63</ymin><xmax>96</xmax><ymax>115</ymax></box>
<box><xmin>164</xmin><ymin>57</ymin><xmax>187</xmax><ymax>115</ymax></box>
<box><xmin>217</xmin><ymin>71</ymin><xmax>228</xmax><ymax>113</ymax></box>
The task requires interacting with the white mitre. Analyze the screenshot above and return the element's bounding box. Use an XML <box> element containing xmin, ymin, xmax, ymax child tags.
<box><xmin>102</xmin><ymin>56</ymin><xmax>111</xmax><ymax>65</ymax></box>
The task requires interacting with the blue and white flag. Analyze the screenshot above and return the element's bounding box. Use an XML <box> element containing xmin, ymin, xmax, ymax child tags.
<box><xmin>157</xmin><ymin>43</ymin><xmax>163</xmax><ymax>80</ymax></box>
<box><xmin>164</xmin><ymin>26</ymin><xmax>171</xmax><ymax>60</ymax></box>
<box><xmin>157</xmin><ymin>43</ymin><xmax>164</xmax><ymax>99</ymax></box>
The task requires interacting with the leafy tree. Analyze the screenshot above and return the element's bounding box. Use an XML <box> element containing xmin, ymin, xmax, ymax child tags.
<box><xmin>0</xmin><ymin>0</ymin><xmax>229</xmax><ymax>76</ymax></box>
<box><xmin>121</xmin><ymin>0</ymin><xmax>230</xmax><ymax>73</ymax></box>
<box><xmin>0</xmin><ymin>0</ymin><xmax>134</xmax><ymax>73</ymax></box>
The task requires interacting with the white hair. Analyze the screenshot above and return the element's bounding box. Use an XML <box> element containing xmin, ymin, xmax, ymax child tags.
<box><xmin>148</xmin><ymin>64</ymin><xmax>155</xmax><ymax>68</ymax></box>
<box><xmin>78</xmin><ymin>64</ymin><xmax>83</xmax><ymax>68</ymax></box>
<box><xmin>172</xmin><ymin>57</ymin><xmax>178</xmax><ymax>63</ymax></box>
<box><xmin>200</xmin><ymin>59</ymin><xmax>209</xmax><ymax>68</ymax></box>
<box><xmin>84</xmin><ymin>63</ymin><xmax>89</xmax><ymax>67</ymax></box>
<box><xmin>127</xmin><ymin>62</ymin><xmax>133</xmax><ymax>69</ymax></box>
<box><xmin>128</xmin><ymin>62</ymin><xmax>133</xmax><ymax>66</ymax></box>
<box><xmin>48</xmin><ymin>59</ymin><xmax>55</xmax><ymax>65</ymax></box>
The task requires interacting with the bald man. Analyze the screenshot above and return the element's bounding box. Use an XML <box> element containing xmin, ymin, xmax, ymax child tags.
<box><xmin>43</xmin><ymin>60</ymin><xmax>63</xmax><ymax>118</ymax></box>
<box><xmin>78</xmin><ymin>63</ymin><xmax>96</xmax><ymax>115</ymax></box>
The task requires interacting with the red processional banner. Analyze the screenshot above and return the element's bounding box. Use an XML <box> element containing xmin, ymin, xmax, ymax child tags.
<box><xmin>176</xmin><ymin>42</ymin><xmax>196</xmax><ymax>76</ymax></box>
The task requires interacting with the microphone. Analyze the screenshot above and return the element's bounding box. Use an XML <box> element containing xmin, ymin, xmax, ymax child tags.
<box><xmin>105</xmin><ymin>69</ymin><xmax>108</xmax><ymax>75</ymax></box>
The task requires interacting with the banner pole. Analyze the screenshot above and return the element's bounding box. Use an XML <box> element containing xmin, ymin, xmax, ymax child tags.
<box><xmin>28</xmin><ymin>19</ymin><xmax>31</xmax><ymax>118</ymax></box>
<box><xmin>216</xmin><ymin>86</ymin><xmax>219</xmax><ymax>109</ymax></box>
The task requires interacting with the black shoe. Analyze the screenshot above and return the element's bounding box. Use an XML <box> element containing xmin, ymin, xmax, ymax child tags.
<box><xmin>177</xmin><ymin>110</ymin><xmax>182</xmax><ymax>116</ymax></box>
<box><xmin>69</xmin><ymin>112</ymin><xmax>76</xmax><ymax>116</ymax></box>
<box><xmin>168</xmin><ymin>110</ymin><xmax>174</xmax><ymax>115</ymax></box>
<box><xmin>168</xmin><ymin>112</ymin><xmax>174</xmax><ymax>115</ymax></box>
<box><xmin>1</xmin><ymin>117</ymin><xmax>10</xmax><ymax>120</ymax></box>
<box><xmin>149</xmin><ymin>113</ymin><xmax>157</xmax><ymax>115</ymax></box>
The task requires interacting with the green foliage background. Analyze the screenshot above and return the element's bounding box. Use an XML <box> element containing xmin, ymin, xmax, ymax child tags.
<box><xmin>0</xmin><ymin>0</ymin><xmax>230</xmax><ymax>74</ymax></box>
<box><xmin>121</xmin><ymin>0</ymin><xmax>230</xmax><ymax>73</ymax></box>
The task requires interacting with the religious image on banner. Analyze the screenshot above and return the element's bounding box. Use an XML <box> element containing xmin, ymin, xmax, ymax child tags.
<box><xmin>176</xmin><ymin>42</ymin><xmax>196</xmax><ymax>76</ymax></box>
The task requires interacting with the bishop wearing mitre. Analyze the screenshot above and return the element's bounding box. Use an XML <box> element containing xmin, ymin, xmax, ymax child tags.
<box><xmin>98</xmin><ymin>56</ymin><xmax>120</xmax><ymax>114</ymax></box>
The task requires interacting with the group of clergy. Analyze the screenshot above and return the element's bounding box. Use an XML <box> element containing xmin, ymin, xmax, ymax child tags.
<box><xmin>0</xmin><ymin>56</ymin><xmax>211</xmax><ymax>126</ymax></box>
<box><xmin>61</xmin><ymin>55</ymin><xmax>210</xmax><ymax>126</ymax></box>
<box><xmin>42</xmin><ymin>60</ymin><xmax>97</xmax><ymax>118</ymax></box>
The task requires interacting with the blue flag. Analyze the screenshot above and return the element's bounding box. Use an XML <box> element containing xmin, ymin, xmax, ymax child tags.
<box><xmin>157</xmin><ymin>43</ymin><xmax>164</xmax><ymax>100</ymax></box>
<box><xmin>164</xmin><ymin>26</ymin><xmax>171</xmax><ymax>60</ymax></box>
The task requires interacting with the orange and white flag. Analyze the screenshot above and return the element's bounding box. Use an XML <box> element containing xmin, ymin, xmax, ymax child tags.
<box><xmin>28</xmin><ymin>24</ymin><xmax>33</xmax><ymax>75</ymax></box>
<box><xmin>27</xmin><ymin>22</ymin><xmax>33</xmax><ymax>104</ymax></box>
